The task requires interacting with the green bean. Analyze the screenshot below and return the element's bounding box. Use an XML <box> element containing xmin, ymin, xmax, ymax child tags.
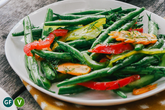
<box><xmin>52</xmin><ymin>16</ymin><xmax>59</xmax><ymax>21</ymax></box>
<box><xmin>147</xmin><ymin>14</ymin><xmax>159</xmax><ymax>36</ymax></box>
<box><xmin>54</xmin><ymin>13</ymin><xmax>86</xmax><ymax>20</ymax></box>
<box><xmin>134</xmin><ymin>44</ymin><xmax>144</xmax><ymax>51</ymax></box>
<box><xmin>57</xmin><ymin>41</ymin><xmax>106</xmax><ymax>69</ymax></box>
<box><xmin>107</xmin><ymin>21</ymin><xmax>114</xmax><ymax>25</ymax></box>
<box><xmin>91</xmin><ymin>7</ymin><xmax>145</xmax><ymax>48</ymax></box>
<box><xmin>89</xmin><ymin>53</ymin><xmax>104</xmax><ymax>61</ymax></box>
<box><xmin>31</xmin><ymin>50</ymin><xmax>73</xmax><ymax>61</ymax></box>
<box><xmin>40</xmin><ymin>60</ymin><xmax>56</xmax><ymax>80</ymax></box>
<box><xmin>57</xmin><ymin>41</ymin><xmax>85</xmax><ymax>63</ymax></box>
<box><xmin>58</xmin><ymin>85</ymin><xmax>89</xmax><ymax>95</ymax></box>
<box><xmin>118</xmin><ymin>65</ymin><xmax>165</xmax><ymax>76</ymax></box>
<box><xmin>157</xmin><ymin>34</ymin><xmax>165</xmax><ymax>41</ymax></box>
<box><xmin>113</xmin><ymin>90</ymin><xmax>127</xmax><ymax>98</ymax></box>
<box><xmin>57</xmin><ymin>67</ymin><xmax>110</xmax><ymax>87</ymax></box>
<box><xmin>23</xmin><ymin>17</ymin><xmax>33</xmax><ymax>44</ymax></box>
<box><xmin>57</xmin><ymin>52</ymin><xmax>143</xmax><ymax>87</ymax></box>
<box><xmin>131</xmin><ymin>55</ymin><xmax>160</xmax><ymax>66</ymax></box>
<box><xmin>118</xmin><ymin>8</ymin><xmax>136</xmax><ymax>14</ymax></box>
<box><xmin>103</xmin><ymin>24</ymin><xmax>110</xmax><ymax>29</ymax></box>
<box><xmin>55</xmin><ymin>13</ymin><xmax>115</xmax><ymax>21</ymax></box>
<box><xmin>45</xmin><ymin>15</ymin><xmax>105</xmax><ymax>26</ymax></box>
<box><xmin>25</xmin><ymin>55</ymin><xmax>51</xmax><ymax>89</ymax></box>
<box><xmin>149</xmin><ymin>39</ymin><xmax>164</xmax><ymax>49</ymax></box>
<box><xmin>12</xmin><ymin>28</ymin><xmax>42</xmax><ymax>37</ymax></box>
<box><xmin>134</xmin><ymin>24</ymin><xmax>143</xmax><ymax>28</ymax></box>
<box><xmin>52</xmin><ymin>73</ymin><xmax>73</xmax><ymax>83</ymax></box>
<box><xmin>94</xmin><ymin>7</ymin><xmax>122</xmax><ymax>15</ymax></box>
<box><xmin>23</xmin><ymin>16</ymin><xmax>51</xmax><ymax>89</ymax></box>
<box><xmin>67</xmin><ymin>38</ymin><xmax>96</xmax><ymax>48</ymax></box>
<box><xmin>58</xmin><ymin>25</ymin><xmax>83</xmax><ymax>31</ymax></box>
<box><xmin>82</xmin><ymin>53</ymin><xmax>107</xmax><ymax>70</ymax></box>
<box><xmin>107</xmin><ymin>53</ymin><xmax>145</xmax><ymax>72</ymax></box>
<box><xmin>42</xmin><ymin>8</ymin><xmax>54</xmax><ymax>39</ymax></box>
<box><xmin>55</xmin><ymin>39</ymin><xmax>96</xmax><ymax>51</ymax></box>
<box><xmin>66</xmin><ymin>9</ymin><xmax>106</xmax><ymax>15</ymax></box>
<box><xmin>81</xmin><ymin>50</ymin><xmax>91</xmax><ymax>55</ymax></box>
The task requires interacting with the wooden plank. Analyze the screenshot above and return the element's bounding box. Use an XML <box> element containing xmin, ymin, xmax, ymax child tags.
<box><xmin>0</xmin><ymin>0</ymin><xmax>57</xmax><ymax>109</ymax></box>
<box><xmin>0</xmin><ymin>54</ymin><xmax>24</xmax><ymax>97</ymax></box>
<box><xmin>0</xmin><ymin>0</ymin><xmax>58</xmax><ymax>99</ymax></box>
<box><xmin>126</xmin><ymin>0</ymin><xmax>165</xmax><ymax>17</ymax></box>
<box><xmin>17</xmin><ymin>91</ymin><xmax>41</xmax><ymax>110</ymax></box>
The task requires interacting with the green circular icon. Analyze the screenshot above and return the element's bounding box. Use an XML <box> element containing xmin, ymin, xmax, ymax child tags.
<box><xmin>3</xmin><ymin>97</ymin><xmax>13</xmax><ymax>107</ymax></box>
<box><xmin>14</xmin><ymin>97</ymin><xmax>25</xmax><ymax>107</ymax></box>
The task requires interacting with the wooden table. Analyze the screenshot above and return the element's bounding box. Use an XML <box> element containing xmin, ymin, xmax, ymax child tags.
<box><xmin>0</xmin><ymin>0</ymin><xmax>165</xmax><ymax>109</ymax></box>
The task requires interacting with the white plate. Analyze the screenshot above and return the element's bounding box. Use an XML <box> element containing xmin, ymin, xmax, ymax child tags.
<box><xmin>5</xmin><ymin>0</ymin><xmax>165</xmax><ymax>106</ymax></box>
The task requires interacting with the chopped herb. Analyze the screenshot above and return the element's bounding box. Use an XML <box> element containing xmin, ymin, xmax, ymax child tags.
<box><xmin>87</xmin><ymin>21</ymin><xmax>100</xmax><ymax>31</ymax></box>
<box><xmin>64</xmin><ymin>67</ymin><xmax>75</xmax><ymax>73</ymax></box>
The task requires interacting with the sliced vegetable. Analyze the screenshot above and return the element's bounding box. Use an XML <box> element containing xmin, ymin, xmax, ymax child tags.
<box><xmin>52</xmin><ymin>29</ymin><xmax>68</xmax><ymax>37</ymax></box>
<box><xmin>132</xmin><ymin>84</ymin><xmax>157</xmax><ymax>95</ymax></box>
<box><xmin>128</xmin><ymin>28</ymin><xmax>143</xmax><ymax>33</ymax></box>
<box><xmin>88</xmin><ymin>42</ymin><xmax>134</xmax><ymax>54</ymax></box>
<box><xmin>24</xmin><ymin>32</ymin><xmax>55</xmax><ymax>56</ymax></box>
<box><xmin>57</xmin><ymin>63</ymin><xmax>91</xmax><ymax>76</ymax></box>
<box><xmin>65</xmin><ymin>18</ymin><xmax>106</xmax><ymax>41</ymax></box>
<box><xmin>109</xmin><ymin>31</ymin><xmax>157</xmax><ymax>45</ymax></box>
<box><xmin>77</xmin><ymin>75</ymin><xmax>140</xmax><ymax>90</ymax></box>
<box><xmin>99</xmin><ymin>57</ymin><xmax>109</xmax><ymax>63</ymax></box>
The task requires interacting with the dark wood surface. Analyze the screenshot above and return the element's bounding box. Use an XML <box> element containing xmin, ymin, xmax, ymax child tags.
<box><xmin>0</xmin><ymin>0</ymin><xmax>164</xmax><ymax>109</ymax></box>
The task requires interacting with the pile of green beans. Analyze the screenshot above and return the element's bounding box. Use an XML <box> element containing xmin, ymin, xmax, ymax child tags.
<box><xmin>12</xmin><ymin>6</ymin><xmax>165</xmax><ymax>98</ymax></box>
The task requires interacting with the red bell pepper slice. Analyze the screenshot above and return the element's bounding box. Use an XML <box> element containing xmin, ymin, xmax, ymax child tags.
<box><xmin>128</xmin><ymin>28</ymin><xmax>143</xmax><ymax>33</ymax></box>
<box><xmin>77</xmin><ymin>75</ymin><xmax>140</xmax><ymax>90</ymax></box>
<box><xmin>99</xmin><ymin>57</ymin><xmax>109</xmax><ymax>63</ymax></box>
<box><xmin>88</xmin><ymin>42</ymin><xmax>134</xmax><ymax>54</ymax></box>
<box><xmin>24</xmin><ymin>29</ymin><xmax>68</xmax><ymax>56</ymax></box>
<box><xmin>52</xmin><ymin>29</ymin><xmax>68</xmax><ymax>37</ymax></box>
